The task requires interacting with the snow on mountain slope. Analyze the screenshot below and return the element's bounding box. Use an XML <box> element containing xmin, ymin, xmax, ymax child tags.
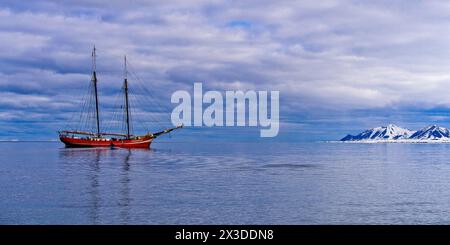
<box><xmin>341</xmin><ymin>124</ymin><xmax>414</xmax><ymax>141</ymax></box>
<box><xmin>340</xmin><ymin>124</ymin><xmax>450</xmax><ymax>142</ymax></box>
<box><xmin>409</xmin><ymin>125</ymin><xmax>450</xmax><ymax>140</ymax></box>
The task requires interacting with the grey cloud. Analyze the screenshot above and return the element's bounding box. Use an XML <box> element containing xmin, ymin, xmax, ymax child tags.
<box><xmin>2</xmin><ymin>0</ymin><xmax>450</xmax><ymax>140</ymax></box>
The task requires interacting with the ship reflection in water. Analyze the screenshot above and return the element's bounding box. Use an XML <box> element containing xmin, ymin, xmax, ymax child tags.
<box><xmin>58</xmin><ymin>147</ymin><xmax>150</xmax><ymax>224</ymax></box>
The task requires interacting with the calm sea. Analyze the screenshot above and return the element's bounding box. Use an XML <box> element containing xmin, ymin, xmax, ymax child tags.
<box><xmin>2</xmin><ymin>141</ymin><xmax>450</xmax><ymax>224</ymax></box>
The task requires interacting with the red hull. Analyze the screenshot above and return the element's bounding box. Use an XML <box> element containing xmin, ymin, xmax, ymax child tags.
<box><xmin>59</xmin><ymin>135</ymin><xmax>153</xmax><ymax>148</ymax></box>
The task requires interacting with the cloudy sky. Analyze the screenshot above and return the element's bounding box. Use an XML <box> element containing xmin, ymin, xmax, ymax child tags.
<box><xmin>2</xmin><ymin>0</ymin><xmax>450</xmax><ymax>141</ymax></box>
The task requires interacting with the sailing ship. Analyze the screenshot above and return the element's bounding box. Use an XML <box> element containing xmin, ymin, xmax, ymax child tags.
<box><xmin>59</xmin><ymin>47</ymin><xmax>181</xmax><ymax>148</ymax></box>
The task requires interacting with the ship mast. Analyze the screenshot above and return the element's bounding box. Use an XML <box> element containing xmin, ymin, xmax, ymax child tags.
<box><xmin>92</xmin><ymin>46</ymin><xmax>101</xmax><ymax>137</ymax></box>
<box><xmin>124</xmin><ymin>56</ymin><xmax>131</xmax><ymax>139</ymax></box>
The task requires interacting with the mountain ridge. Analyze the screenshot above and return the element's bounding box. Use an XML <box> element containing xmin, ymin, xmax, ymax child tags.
<box><xmin>341</xmin><ymin>124</ymin><xmax>450</xmax><ymax>142</ymax></box>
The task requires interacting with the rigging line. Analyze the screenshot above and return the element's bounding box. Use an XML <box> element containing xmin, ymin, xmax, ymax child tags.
<box><xmin>131</xmin><ymin>85</ymin><xmax>172</xmax><ymax>127</ymax></box>
<box><xmin>86</xmin><ymin>83</ymin><xmax>97</xmax><ymax>133</ymax></box>
<box><xmin>128</xmin><ymin>91</ymin><xmax>148</xmax><ymax>134</ymax></box>
<box><xmin>124</xmin><ymin>82</ymin><xmax>134</xmax><ymax>136</ymax></box>
<box><xmin>126</xmin><ymin>92</ymin><xmax>134</xmax><ymax>136</ymax></box>
<box><xmin>88</xmin><ymin>82</ymin><xmax>97</xmax><ymax>132</ymax></box>
<box><xmin>131</xmin><ymin>83</ymin><xmax>169</xmax><ymax>120</ymax></box>
<box><xmin>108</xmin><ymin>106</ymin><xmax>120</xmax><ymax>134</ymax></box>
<box><xmin>67</xmin><ymin>79</ymin><xmax>92</xmax><ymax>131</ymax></box>
<box><xmin>114</xmin><ymin>94</ymin><xmax>124</xmax><ymax>134</ymax></box>
<box><xmin>128</xmin><ymin>85</ymin><xmax>168</xmax><ymax>129</ymax></box>
<box><xmin>130</xmin><ymin>78</ymin><xmax>170</xmax><ymax>120</ymax></box>
<box><xmin>122</xmin><ymin>85</ymin><xmax>139</xmax><ymax>133</ymax></box>
<box><xmin>126</xmin><ymin>76</ymin><xmax>171</xmax><ymax>123</ymax></box>
<box><xmin>123</xmin><ymin>94</ymin><xmax>129</xmax><ymax>135</ymax></box>
<box><xmin>128</xmin><ymin>90</ymin><xmax>145</xmax><ymax>132</ymax></box>
<box><xmin>65</xmin><ymin>82</ymin><xmax>88</xmax><ymax>130</ymax></box>
<box><xmin>129</xmin><ymin>73</ymin><xmax>169</xmax><ymax>114</ymax></box>
<box><xmin>130</xmin><ymin>89</ymin><xmax>166</xmax><ymax>124</ymax></box>
<box><xmin>122</xmin><ymin>84</ymin><xmax>126</xmax><ymax>135</ymax></box>
<box><xmin>128</xmin><ymin>85</ymin><xmax>165</xmax><ymax>124</ymax></box>
<box><xmin>110</xmin><ymin>98</ymin><xmax>123</xmax><ymax>133</ymax></box>
<box><xmin>76</xmin><ymin>82</ymin><xmax>91</xmax><ymax>129</ymax></box>
<box><xmin>80</xmin><ymin>83</ymin><xmax>91</xmax><ymax>132</ymax></box>
<box><xmin>109</xmin><ymin>83</ymin><xmax>128</xmax><ymax>134</ymax></box>
<box><xmin>82</xmin><ymin>86</ymin><xmax>93</xmax><ymax>133</ymax></box>
<box><xmin>126</xmin><ymin>60</ymin><xmax>172</xmax><ymax>113</ymax></box>
<box><xmin>78</xmin><ymin>85</ymin><xmax>91</xmax><ymax>131</ymax></box>
<box><xmin>102</xmin><ymin>88</ymin><xmax>122</xmax><ymax>133</ymax></box>
<box><xmin>88</xmin><ymin>85</ymin><xmax>96</xmax><ymax>132</ymax></box>
<box><xmin>86</xmin><ymin>83</ymin><xmax>95</xmax><ymax>132</ymax></box>
<box><xmin>121</xmin><ymin>87</ymin><xmax>127</xmax><ymax>136</ymax></box>
<box><xmin>118</xmin><ymin>86</ymin><xmax>123</xmax><ymax>135</ymax></box>
<box><xmin>85</xmin><ymin>89</ymin><xmax>93</xmax><ymax>132</ymax></box>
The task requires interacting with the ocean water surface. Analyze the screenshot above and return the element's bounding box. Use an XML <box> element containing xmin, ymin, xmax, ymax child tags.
<box><xmin>2</xmin><ymin>141</ymin><xmax>450</xmax><ymax>224</ymax></box>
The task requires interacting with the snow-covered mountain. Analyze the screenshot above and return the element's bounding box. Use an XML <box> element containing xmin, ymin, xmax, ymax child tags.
<box><xmin>341</xmin><ymin>124</ymin><xmax>414</xmax><ymax>141</ymax></box>
<box><xmin>409</xmin><ymin>125</ymin><xmax>450</xmax><ymax>140</ymax></box>
<box><xmin>340</xmin><ymin>124</ymin><xmax>450</xmax><ymax>142</ymax></box>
